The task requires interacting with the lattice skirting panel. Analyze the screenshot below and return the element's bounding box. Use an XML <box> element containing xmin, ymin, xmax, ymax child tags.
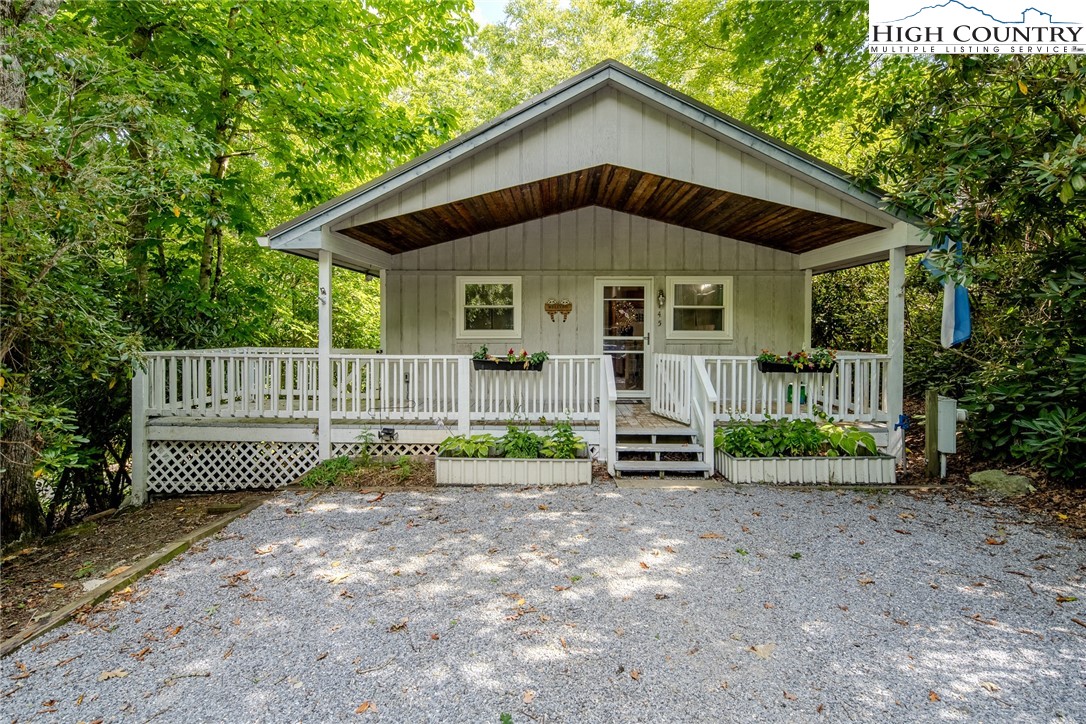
<box><xmin>332</xmin><ymin>442</ymin><xmax>439</xmax><ymax>458</ymax></box>
<box><xmin>148</xmin><ymin>440</ymin><xmax>320</xmax><ymax>493</ymax></box>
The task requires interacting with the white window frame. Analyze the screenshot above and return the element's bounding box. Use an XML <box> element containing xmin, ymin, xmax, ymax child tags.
<box><xmin>456</xmin><ymin>275</ymin><xmax>522</xmax><ymax>340</ymax></box>
<box><xmin>665</xmin><ymin>276</ymin><xmax>734</xmax><ymax>341</ymax></box>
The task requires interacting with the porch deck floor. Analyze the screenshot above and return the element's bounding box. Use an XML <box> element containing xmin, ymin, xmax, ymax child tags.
<box><xmin>614</xmin><ymin>400</ymin><xmax>687</xmax><ymax>432</ymax></box>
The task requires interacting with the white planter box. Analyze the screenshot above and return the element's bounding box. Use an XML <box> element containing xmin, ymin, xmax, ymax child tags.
<box><xmin>716</xmin><ymin>451</ymin><xmax>896</xmax><ymax>485</ymax></box>
<box><xmin>436</xmin><ymin>457</ymin><xmax>592</xmax><ymax>486</ymax></box>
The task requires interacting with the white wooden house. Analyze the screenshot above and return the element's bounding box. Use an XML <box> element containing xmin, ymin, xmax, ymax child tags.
<box><xmin>131</xmin><ymin>61</ymin><xmax>925</xmax><ymax>498</ymax></box>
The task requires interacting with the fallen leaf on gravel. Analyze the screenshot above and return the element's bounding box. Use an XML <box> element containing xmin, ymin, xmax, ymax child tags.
<box><xmin>329</xmin><ymin>574</ymin><xmax>351</xmax><ymax>585</ymax></box>
<box><xmin>75</xmin><ymin>694</ymin><xmax>83</xmax><ymax>705</ymax></box>
<box><xmin>97</xmin><ymin>670</ymin><xmax>127</xmax><ymax>681</ymax></box>
<box><xmin>741</xmin><ymin>526</ymin><xmax>751</xmax><ymax>533</ymax></box>
<box><xmin>316</xmin><ymin>652</ymin><xmax>328</xmax><ymax>661</ymax></box>
<box><xmin>981</xmin><ymin>682</ymin><xmax>1000</xmax><ymax>692</ymax></box>
<box><xmin>538</xmin><ymin>504</ymin><xmax>549</xmax><ymax>511</ymax></box>
<box><xmin>559</xmin><ymin>637</ymin><xmax>568</xmax><ymax>648</ymax></box>
<box><xmin>430</xmin><ymin>633</ymin><xmax>440</xmax><ymax>640</ymax></box>
<box><xmin>131</xmin><ymin>647</ymin><xmax>151</xmax><ymax>662</ymax></box>
<box><xmin>106</xmin><ymin>566</ymin><xmax>131</xmax><ymax>578</ymax></box>
<box><xmin>894</xmin><ymin>529</ymin><xmax>912</xmax><ymax>535</ymax></box>
<box><xmin>389</xmin><ymin>618</ymin><xmax>408</xmax><ymax>633</ymax></box>
<box><xmin>784</xmin><ymin>690</ymin><xmax>797</xmax><ymax>701</ymax></box>
<box><xmin>699</xmin><ymin>532</ymin><xmax>724</xmax><ymax>539</ymax></box>
<box><xmin>764</xmin><ymin>602</ymin><xmax>774</xmax><ymax>609</ymax></box>
<box><xmin>858</xmin><ymin>577</ymin><xmax>874</xmax><ymax>585</ymax></box>
<box><xmin>1056</xmin><ymin>596</ymin><xmax>1078</xmax><ymax>604</ymax></box>
<box><xmin>523</xmin><ymin>690</ymin><xmax>535</xmax><ymax>703</ymax></box>
<box><xmin>331</xmin><ymin>561</ymin><xmax>342</xmax><ymax>568</ymax></box>
<box><xmin>640</xmin><ymin>562</ymin><xmax>650</xmax><ymax>569</ymax></box>
<box><xmin>355</xmin><ymin>701</ymin><xmax>375</xmax><ymax>714</ymax></box>
<box><xmin>630</xmin><ymin>670</ymin><xmax>641</xmax><ymax>681</ymax></box>
<box><xmin>664</xmin><ymin>546</ymin><xmax>676</xmax><ymax>554</ymax></box>
<box><xmin>368</xmin><ymin>492</ymin><xmax>384</xmax><ymax>503</ymax></box>
<box><xmin>254</xmin><ymin>546</ymin><xmax>274</xmax><ymax>555</ymax></box>
<box><xmin>928</xmin><ymin>690</ymin><xmax>940</xmax><ymax>702</ymax></box>
<box><xmin>655</xmin><ymin>593</ymin><xmax>669</xmax><ymax>600</ymax></box>
<box><xmin>553</xmin><ymin>585</ymin><xmax>570</xmax><ymax>591</ymax></box>
<box><xmin>898</xmin><ymin>513</ymin><xmax>914</xmax><ymax>520</ymax></box>
<box><xmin>749</xmin><ymin>643</ymin><xmax>776</xmax><ymax>659</ymax></box>
<box><xmin>985</xmin><ymin>538</ymin><xmax>1005</xmax><ymax>545</ymax></box>
<box><xmin>51</xmin><ymin>582</ymin><xmax>65</xmax><ymax>589</ymax></box>
<box><xmin>615</xmin><ymin>628</ymin><xmax>625</xmax><ymax>637</ymax></box>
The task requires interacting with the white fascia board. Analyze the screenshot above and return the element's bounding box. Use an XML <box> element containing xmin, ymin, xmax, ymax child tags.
<box><xmin>798</xmin><ymin>222</ymin><xmax>927</xmax><ymax>273</ymax></box>
<box><xmin>264</xmin><ymin>72</ymin><xmax>608</xmax><ymax>248</ymax></box>
<box><xmin>605</xmin><ymin>71</ymin><xmax>902</xmax><ymax>228</ymax></box>
<box><xmin>269</xmin><ymin>228</ymin><xmax>394</xmax><ymax>272</ymax></box>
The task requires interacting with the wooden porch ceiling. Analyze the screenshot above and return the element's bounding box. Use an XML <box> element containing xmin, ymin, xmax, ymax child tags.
<box><xmin>338</xmin><ymin>164</ymin><xmax>884</xmax><ymax>256</ymax></box>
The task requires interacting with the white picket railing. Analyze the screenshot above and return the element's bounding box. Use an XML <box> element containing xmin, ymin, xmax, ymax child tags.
<box><xmin>470</xmin><ymin>355</ymin><xmax>601</xmax><ymax>422</ymax></box>
<box><xmin>652</xmin><ymin>353</ymin><xmax>692</xmax><ymax>423</ymax></box>
<box><xmin>144</xmin><ymin>350</ymin><xmax>603</xmax><ymax>425</ymax></box>
<box><xmin>702</xmin><ymin>353</ymin><xmax>890</xmax><ymax>423</ymax></box>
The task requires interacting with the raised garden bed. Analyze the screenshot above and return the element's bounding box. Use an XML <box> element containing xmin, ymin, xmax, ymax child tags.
<box><xmin>716</xmin><ymin>450</ymin><xmax>896</xmax><ymax>485</ymax></box>
<box><xmin>436</xmin><ymin>456</ymin><xmax>591</xmax><ymax>486</ymax></box>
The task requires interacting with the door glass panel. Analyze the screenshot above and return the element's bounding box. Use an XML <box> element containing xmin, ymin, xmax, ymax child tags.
<box><xmin>601</xmin><ymin>283</ymin><xmax>648</xmax><ymax>393</ymax></box>
<box><xmin>609</xmin><ymin>353</ymin><xmax>645</xmax><ymax>391</ymax></box>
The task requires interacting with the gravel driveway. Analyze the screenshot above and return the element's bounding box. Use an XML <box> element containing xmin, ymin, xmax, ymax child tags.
<box><xmin>3</xmin><ymin>486</ymin><xmax>1084</xmax><ymax>722</ymax></box>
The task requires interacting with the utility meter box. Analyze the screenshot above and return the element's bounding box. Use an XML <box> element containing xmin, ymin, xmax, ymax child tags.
<box><xmin>937</xmin><ymin>396</ymin><xmax>958</xmax><ymax>454</ymax></box>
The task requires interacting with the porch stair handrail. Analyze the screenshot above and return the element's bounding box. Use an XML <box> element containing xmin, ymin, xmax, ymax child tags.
<box><xmin>601</xmin><ymin>358</ymin><xmax>618</xmax><ymax>477</ymax></box>
<box><xmin>690</xmin><ymin>358</ymin><xmax>717</xmax><ymax>477</ymax></box>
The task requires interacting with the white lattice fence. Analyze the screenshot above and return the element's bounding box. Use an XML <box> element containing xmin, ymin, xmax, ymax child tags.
<box><xmin>331</xmin><ymin>442</ymin><xmax>439</xmax><ymax>458</ymax></box>
<box><xmin>147</xmin><ymin>440</ymin><xmax>320</xmax><ymax>493</ymax></box>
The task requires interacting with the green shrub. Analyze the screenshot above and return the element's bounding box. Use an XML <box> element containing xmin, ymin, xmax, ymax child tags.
<box><xmin>541</xmin><ymin>420</ymin><xmax>586</xmax><ymax>459</ymax></box>
<box><xmin>498</xmin><ymin>424</ymin><xmax>545</xmax><ymax>458</ymax></box>
<box><xmin>298</xmin><ymin>456</ymin><xmax>359</xmax><ymax>487</ymax></box>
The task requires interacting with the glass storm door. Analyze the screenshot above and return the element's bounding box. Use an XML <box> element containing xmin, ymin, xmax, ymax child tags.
<box><xmin>598</xmin><ymin>280</ymin><xmax>652</xmax><ymax>397</ymax></box>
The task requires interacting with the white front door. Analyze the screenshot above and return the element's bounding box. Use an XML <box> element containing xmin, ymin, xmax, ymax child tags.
<box><xmin>595</xmin><ymin>278</ymin><xmax>653</xmax><ymax>398</ymax></box>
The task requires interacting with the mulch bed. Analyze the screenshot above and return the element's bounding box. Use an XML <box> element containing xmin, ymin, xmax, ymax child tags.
<box><xmin>1</xmin><ymin>491</ymin><xmax>273</xmax><ymax>637</ymax></box>
<box><xmin>897</xmin><ymin>397</ymin><xmax>1086</xmax><ymax>539</ymax></box>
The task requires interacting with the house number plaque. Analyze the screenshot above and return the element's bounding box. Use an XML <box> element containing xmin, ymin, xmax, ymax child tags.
<box><xmin>544</xmin><ymin>298</ymin><xmax>573</xmax><ymax>322</ymax></box>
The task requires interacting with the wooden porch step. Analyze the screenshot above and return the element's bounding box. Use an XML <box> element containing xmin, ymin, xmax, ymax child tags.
<box><xmin>615</xmin><ymin>443</ymin><xmax>704</xmax><ymax>454</ymax></box>
<box><xmin>614</xmin><ymin>460</ymin><xmax>711</xmax><ymax>473</ymax></box>
<box><xmin>615</xmin><ymin>426</ymin><xmax>696</xmax><ymax>437</ymax></box>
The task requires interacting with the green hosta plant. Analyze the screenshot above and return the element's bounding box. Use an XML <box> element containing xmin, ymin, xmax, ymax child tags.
<box><xmin>541</xmin><ymin>420</ymin><xmax>586</xmax><ymax>459</ymax></box>
<box><xmin>498</xmin><ymin>424</ymin><xmax>545</xmax><ymax>459</ymax></box>
<box><xmin>438</xmin><ymin>433</ymin><xmax>498</xmax><ymax>458</ymax></box>
<box><xmin>715</xmin><ymin>417</ymin><xmax>880</xmax><ymax>457</ymax></box>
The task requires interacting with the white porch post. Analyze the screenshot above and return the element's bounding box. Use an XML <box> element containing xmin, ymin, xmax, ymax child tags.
<box><xmin>318</xmin><ymin>249</ymin><xmax>333</xmax><ymax>460</ymax></box>
<box><xmin>802</xmin><ymin>268</ymin><xmax>813</xmax><ymax>350</ymax></box>
<box><xmin>130</xmin><ymin>369</ymin><xmax>149</xmax><ymax>505</ymax></box>
<box><xmin>887</xmin><ymin>246</ymin><xmax>906</xmax><ymax>461</ymax></box>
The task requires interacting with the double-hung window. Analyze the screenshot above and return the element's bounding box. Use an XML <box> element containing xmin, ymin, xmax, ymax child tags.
<box><xmin>457</xmin><ymin>276</ymin><xmax>521</xmax><ymax>339</ymax></box>
<box><xmin>665</xmin><ymin>276</ymin><xmax>733</xmax><ymax>340</ymax></box>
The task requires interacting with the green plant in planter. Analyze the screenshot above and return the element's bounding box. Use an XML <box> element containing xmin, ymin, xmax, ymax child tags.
<box><xmin>715</xmin><ymin>417</ymin><xmax>880</xmax><ymax>458</ymax></box>
<box><xmin>819</xmin><ymin>424</ymin><xmax>878</xmax><ymax>456</ymax></box>
<box><xmin>438</xmin><ymin>433</ymin><xmax>498</xmax><ymax>458</ymax></box>
<box><xmin>472</xmin><ymin>345</ymin><xmax>489</xmax><ymax>361</ymax></box>
<box><xmin>541</xmin><ymin>420</ymin><xmax>586</xmax><ymax>459</ymax></box>
<box><xmin>499</xmin><ymin>424</ymin><xmax>545</xmax><ymax>458</ymax></box>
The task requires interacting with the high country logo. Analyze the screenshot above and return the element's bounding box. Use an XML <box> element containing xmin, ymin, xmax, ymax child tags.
<box><xmin>868</xmin><ymin>0</ymin><xmax>1086</xmax><ymax>53</ymax></box>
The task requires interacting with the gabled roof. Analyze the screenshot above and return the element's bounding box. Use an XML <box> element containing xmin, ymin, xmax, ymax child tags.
<box><xmin>260</xmin><ymin>60</ymin><xmax>919</xmax><ymax>269</ymax></box>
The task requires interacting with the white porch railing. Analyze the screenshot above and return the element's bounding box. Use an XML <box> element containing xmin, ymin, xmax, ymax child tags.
<box><xmin>144</xmin><ymin>350</ymin><xmax>603</xmax><ymax>425</ymax></box>
<box><xmin>702</xmin><ymin>352</ymin><xmax>890</xmax><ymax>423</ymax></box>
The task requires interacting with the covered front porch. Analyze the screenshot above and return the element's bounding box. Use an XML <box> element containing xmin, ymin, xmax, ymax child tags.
<box><xmin>131</xmin><ymin>346</ymin><xmax>892</xmax><ymax>496</ymax></box>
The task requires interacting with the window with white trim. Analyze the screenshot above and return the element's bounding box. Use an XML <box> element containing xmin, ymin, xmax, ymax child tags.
<box><xmin>665</xmin><ymin>276</ymin><xmax>733</xmax><ymax>340</ymax></box>
<box><xmin>457</xmin><ymin>276</ymin><xmax>521</xmax><ymax>339</ymax></box>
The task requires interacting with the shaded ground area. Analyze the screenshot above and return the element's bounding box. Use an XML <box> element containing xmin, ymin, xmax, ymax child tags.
<box><xmin>3</xmin><ymin>486</ymin><xmax>1083</xmax><ymax>722</ymax></box>
<box><xmin>1</xmin><ymin>492</ymin><xmax>272</xmax><ymax>637</ymax></box>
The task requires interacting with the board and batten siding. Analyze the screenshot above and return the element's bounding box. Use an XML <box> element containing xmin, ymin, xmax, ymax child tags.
<box><xmin>383</xmin><ymin>207</ymin><xmax>803</xmax><ymax>357</ymax></box>
<box><xmin>331</xmin><ymin>86</ymin><xmax>889</xmax><ymax>234</ymax></box>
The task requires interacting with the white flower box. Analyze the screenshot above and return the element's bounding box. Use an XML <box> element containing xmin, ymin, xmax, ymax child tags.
<box><xmin>716</xmin><ymin>451</ymin><xmax>896</xmax><ymax>485</ymax></box>
<box><xmin>436</xmin><ymin>457</ymin><xmax>592</xmax><ymax>486</ymax></box>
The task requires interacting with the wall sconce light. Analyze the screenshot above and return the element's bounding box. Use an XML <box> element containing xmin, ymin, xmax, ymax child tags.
<box><xmin>379</xmin><ymin>427</ymin><xmax>398</xmax><ymax>443</ymax></box>
<box><xmin>319</xmin><ymin>286</ymin><xmax>328</xmax><ymax>306</ymax></box>
<box><xmin>657</xmin><ymin>290</ymin><xmax>666</xmax><ymax>308</ymax></box>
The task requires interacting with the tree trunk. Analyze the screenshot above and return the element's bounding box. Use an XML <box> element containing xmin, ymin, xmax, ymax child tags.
<box><xmin>1</xmin><ymin>412</ymin><xmax>45</xmax><ymax>543</ymax></box>
<box><xmin>1</xmin><ymin>0</ymin><xmax>58</xmax><ymax>543</ymax></box>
